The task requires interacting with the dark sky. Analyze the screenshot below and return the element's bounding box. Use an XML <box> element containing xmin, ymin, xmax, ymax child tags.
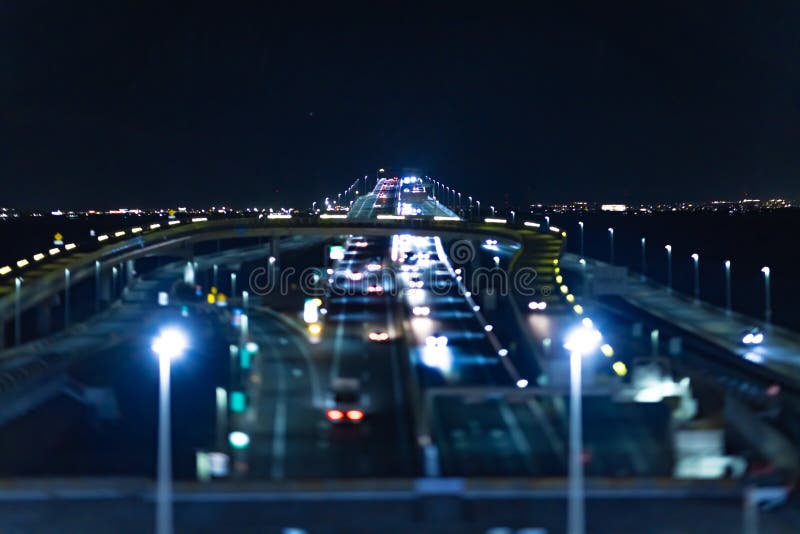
<box><xmin>1</xmin><ymin>2</ymin><xmax>799</xmax><ymax>209</ymax></box>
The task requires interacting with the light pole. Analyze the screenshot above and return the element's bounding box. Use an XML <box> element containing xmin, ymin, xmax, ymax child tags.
<box><xmin>761</xmin><ymin>267</ymin><xmax>772</xmax><ymax>323</ymax></box>
<box><xmin>724</xmin><ymin>260</ymin><xmax>732</xmax><ymax>314</ymax></box>
<box><xmin>578</xmin><ymin>221</ymin><xmax>584</xmax><ymax>259</ymax></box>
<box><xmin>151</xmin><ymin>327</ymin><xmax>188</xmax><ymax>534</ymax></box>
<box><xmin>665</xmin><ymin>245</ymin><xmax>672</xmax><ymax>292</ymax></box>
<box><xmin>510</xmin><ymin>210</ymin><xmax>516</xmax><ymax>224</ymax></box>
<box><xmin>312</xmin><ymin>201</ymin><xmax>317</xmax><ymax>212</ymax></box>
<box><xmin>212</xmin><ymin>264</ymin><xmax>218</xmax><ymax>288</ymax></box>
<box><xmin>476</xmin><ymin>200</ymin><xmax>481</xmax><ymax>219</ymax></box>
<box><xmin>64</xmin><ymin>268</ymin><xmax>71</xmax><ymax>328</ymax></box>
<box><xmin>640</xmin><ymin>238</ymin><xmax>647</xmax><ymax>280</ymax></box>
<box><xmin>490</xmin><ymin>205</ymin><xmax>495</xmax><ymax>216</ymax></box>
<box><xmin>563</xmin><ymin>323</ymin><xmax>602</xmax><ymax>534</ymax></box>
<box><xmin>691</xmin><ymin>253</ymin><xmax>700</xmax><ymax>302</ymax></box>
<box><xmin>14</xmin><ymin>277</ymin><xmax>22</xmax><ymax>346</ymax></box>
<box><xmin>231</xmin><ymin>273</ymin><xmax>237</xmax><ymax>298</ymax></box>
<box><xmin>95</xmin><ymin>261</ymin><xmax>101</xmax><ymax>313</ymax></box>
<box><xmin>607</xmin><ymin>228</ymin><xmax>614</xmax><ymax>265</ymax></box>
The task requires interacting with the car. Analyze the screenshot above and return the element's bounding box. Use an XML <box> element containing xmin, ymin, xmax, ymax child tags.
<box><xmin>741</xmin><ymin>327</ymin><xmax>764</xmax><ymax>345</ymax></box>
<box><xmin>366</xmin><ymin>284</ymin><xmax>384</xmax><ymax>294</ymax></box>
<box><xmin>412</xmin><ymin>305</ymin><xmax>430</xmax><ymax>317</ymax></box>
<box><xmin>426</xmin><ymin>333</ymin><xmax>448</xmax><ymax>348</ymax></box>
<box><xmin>368</xmin><ymin>329</ymin><xmax>390</xmax><ymax>342</ymax></box>
<box><xmin>326</xmin><ymin>378</ymin><xmax>365</xmax><ymax>423</ymax></box>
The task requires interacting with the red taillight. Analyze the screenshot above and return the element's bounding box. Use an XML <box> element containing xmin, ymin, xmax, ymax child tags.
<box><xmin>346</xmin><ymin>410</ymin><xmax>364</xmax><ymax>421</ymax></box>
<box><xmin>327</xmin><ymin>409</ymin><xmax>344</xmax><ymax>421</ymax></box>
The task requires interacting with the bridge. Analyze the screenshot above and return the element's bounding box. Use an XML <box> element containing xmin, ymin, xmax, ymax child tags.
<box><xmin>0</xmin><ymin>174</ymin><xmax>798</xmax><ymax>533</ymax></box>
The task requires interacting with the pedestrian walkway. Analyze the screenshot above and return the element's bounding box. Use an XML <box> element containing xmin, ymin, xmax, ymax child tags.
<box><xmin>561</xmin><ymin>253</ymin><xmax>800</xmax><ymax>385</ymax></box>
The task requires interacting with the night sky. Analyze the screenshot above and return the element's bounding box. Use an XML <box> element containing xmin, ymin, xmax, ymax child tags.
<box><xmin>2</xmin><ymin>2</ymin><xmax>799</xmax><ymax>209</ymax></box>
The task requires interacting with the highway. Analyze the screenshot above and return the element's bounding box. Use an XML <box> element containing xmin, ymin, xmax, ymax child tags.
<box><xmin>0</xmin><ymin>174</ymin><xmax>798</xmax><ymax>532</ymax></box>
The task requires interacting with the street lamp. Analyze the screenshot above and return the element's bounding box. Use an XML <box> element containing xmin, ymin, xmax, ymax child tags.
<box><xmin>151</xmin><ymin>327</ymin><xmax>189</xmax><ymax>534</ymax></box>
<box><xmin>640</xmin><ymin>238</ymin><xmax>647</xmax><ymax>281</ymax></box>
<box><xmin>563</xmin><ymin>323</ymin><xmax>602</xmax><ymax>534</ymax></box>
<box><xmin>476</xmin><ymin>200</ymin><xmax>481</xmax><ymax>219</ymax></box>
<box><xmin>510</xmin><ymin>210</ymin><xmax>516</xmax><ymax>224</ymax></box>
<box><xmin>761</xmin><ymin>267</ymin><xmax>772</xmax><ymax>323</ymax></box>
<box><xmin>691</xmin><ymin>253</ymin><xmax>700</xmax><ymax>302</ymax></box>
<box><xmin>490</xmin><ymin>205</ymin><xmax>495</xmax><ymax>216</ymax></box>
<box><xmin>64</xmin><ymin>268</ymin><xmax>71</xmax><ymax>327</ymax></box>
<box><xmin>312</xmin><ymin>201</ymin><xmax>317</xmax><ymax>212</ymax></box>
<box><xmin>578</xmin><ymin>221</ymin><xmax>584</xmax><ymax>259</ymax></box>
<box><xmin>14</xmin><ymin>277</ymin><xmax>22</xmax><ymax>346</ymax></box>
<box><xmin>724</xmin><ymin>260</ymin><xmax>732</xmax><ymax>314</ymax></box>
<box><xmin>664</xmin><ymin>245</ymin><xmax>672</xmax><ymax>292</ymax></box>
<box><xmin>607</xmin><ymin>228</ymin><xmax>614</xmax><ymax>265</ymax></box>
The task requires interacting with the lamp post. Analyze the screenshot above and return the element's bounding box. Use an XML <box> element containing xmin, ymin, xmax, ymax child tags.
<box><xmin>476</xmin><ymin>200</ymin><xmax>481</xmax><ymax>219</ymax></box>
<box><xmin>312</xmin><ymin>201</ymin><xmax>317</xmax><ymax>212</ymax></box>
<box><xmin>510</xmin><ymin>210</ymin><xmax>516</xmax><ymax>224</ymax></box>
<box><xmin>490</xmin><ymin>205</ymin><xmax>495</xmax><ymax>216</ymax></box>
<box><xmin>212</xmin><ymin>264</ymin><xmax>218</xmax><ymax>288</ymax></box>
<box><xmin>231</xmin><ymin>273</ymin><xmax>237</xmax><ymax>298</ymax></box>
<box><xmin>64</xmin><ymin>268</ymin><xmax>71</xmax><ymax>328</ymax></box>
<box><xmin>95</xmin><ymin>261</ymin><xmax>101</xmax><ymax>313</ymax></box>
<box><xmin>578</xmin><ymin>221</ymin><xmax>584</xmax><ymax>259</ymax></box>
<box><xmin>151</xmin><ymin>327</ymin><xmax>188</xmax><ymax>534</ymax></box>
<box><xmin>761</xmin><ymin>267</ymin><xmax>772</xmax><ymax>323</ymax></box>
<box><xmin>564</xmin><ymin>323</ymin><xmax>602</xmax><ymax>534</ymax></box>
<box><xmin>691</xmin><ymin>254</ymin><xmax>700</xmax><ymax>302</ymax></box>
<box><xmin>724</xmin><ymin>260</ymin><xmax>732</xmax><ymax>314</ymax></box>
<box><xmin>665</xmin><ymin>245</ymin><xmax>672</xmax><ymax>292</ymax></box>
<box><xmin>607</xmin><ymin>228</ymin><xmax>614</xmax><ymax>265</ymax></box>
<box><xmin>640</xmin><ymin>238</ymin><xmax>647</xmax><ymax>281</ymax></box>
<box><xmin>14</xmin><ymin>277</ymin><xmax>22</xmax><ymax>346</ymax></box>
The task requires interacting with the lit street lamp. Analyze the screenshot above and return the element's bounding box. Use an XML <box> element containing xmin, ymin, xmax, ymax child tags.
<box><xmin>691</xmin><ymin>253</ymin><xmax>700</xmax><ymax>302</ymax></box>
<box><xmin>762</xmin><ymin>267</ymin><xmax>772</xmax><ymax>323</ymax></box>
<box><xmin>490</xmin><ymin>205</ymin><xmax>495</xmax><ymax>216</ymax></box>
<box><xmin>664</xmin><ymin>245</ymin><xmax>672</xmax><ymax>292</ymax></box>
<box><xmin>640</xmin><ymin>238</ymin><xmax>647</xmax><ymax>280</ymax></box>
<box><xmin>607</xmin><ymin>228</ymin><xmax>614</xmax><ymax>265</ymax></box>
<box><xmin>563</xmin><ymin>322</ymin><xmax>602</xmax><ymax>534</ymax></box>
<box><xmin>510</xmin><ymin>210</ymin><xmax>516</xmax><ymax>224</ymax></box>
<box><xmin>476</xmin><ymin>200</ymin><xmax>481</xmax><ymax>219</ymax></box>
<box><xmin>724</xmin><ymin>260</ymin><xmax>732</xmax><ymax>314</ymax></box>
<box><xmin>578</xmin><ymin>221</ymin><xmax>584</xmax><ymax>259</ymax></box>
<box><xmin>14</xmin><ymin>277</ymin><xmax>22</xmax><ymax>346</ymax></box>
<box><xmin>151</xmin><ymin>327</ymin><xmax>189</xmax><ymax>534</ymax></box>
<box><xmin>64</xmin><ymin>268</ymin><xmax>71</xmax><ymax>327</ymax></box>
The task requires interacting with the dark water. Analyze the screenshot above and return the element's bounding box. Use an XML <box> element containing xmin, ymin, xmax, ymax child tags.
<box><xmin>549</xmin><ymin>210</ymin><xmax>800</xmax><ymax>330</ymax></box>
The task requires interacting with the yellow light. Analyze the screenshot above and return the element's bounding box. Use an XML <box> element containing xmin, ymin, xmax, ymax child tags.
<box><xmin>16</xmin><ymin>259</ymin><xmax>29</xmax><ymax>268</ymax></box>
<box><xmin>601</xmin><ymin>344</ymin><xmax>614</xmax><ymax>357</ymax></box>
<box><xmin>555</xmin><ymin>275</ymin><xmax>563</xmax><ymax>284</ymax></box>
<box><xmin>131</xmin><ymin>227</ymin><xmax>143</xmax><ymax>233</ymax></box>
<box><xmin>33</xmin><ymin>253</ymin><xmax>45</xmax><ymax>261</ymax></box>
<box><xmin>97</xmin><ymin>234</ymin><xmax>109</xmax><ymax>241</ymax></box>
<box><xmin>207</xmin><ymin>293</ymin><xmax>216</xmax><ymax>304</ymax></box>
<box><xmin>573</xmin><ymin>304</ymin><xmax>584</xmax><ymax>314</ymax></box>
<box><xmin>64</xmin><ymin>243</ymin><xmax>77</xmax><ymax>250</ymax></box>
<box><xmin>561</xmin><ymin>231</ymin><xmax>567</xmax><ymax>237</ymax></box>
<box><xmin>311</xmin><ymin>298</ymin><xmax>323</xmax><ymax>307</ymax></box>
<box><xmin>210</xmin><ymin>286</ymin><xmax>218</xmax><ymax>295</ymax></box>
<box><xmin>612</xmin><ymin>361</ymin><xmax>628</xmax><ymax>377</ymax></box>
<box><xmin>114</xmin><ymin>231</ymin><xmax>126</xmax><ymax>237</ymax></box>
<box><xmin>49</xmin><ymin>248</ymin><xmax>60</xmax><ymax>255</ymax></box>
<box><xmin>560</xmin><ymin>285</ymin><xmax>569</xmax><ymax>294</ymax></box>
<box><xmin>566</xmin><ymin>294</ymin><xmax>575</xmax><ymax>303</ymax></box>
<box><xmin>553</xmin><ymin>259</ymin><xmax>559</xmax><ymax>265</ymax></box>
<box><xmin>308</xmin><ymin>323</ymin><xmax>322</xmax><ymax>335</ymax></box>
<box><xmin>150</xmin><ymin>223</ymin><xmax>161</xmax><ymax>229</ymax></box>
<box><xmin>554</xmin><ymin>267</ymin><xmax>560</xmax><ymax>274</ymax></box>
<box><xmin>0</xmin><ymin>266</ymin><xmax>11</xmax><ymax>276</ymax></box>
